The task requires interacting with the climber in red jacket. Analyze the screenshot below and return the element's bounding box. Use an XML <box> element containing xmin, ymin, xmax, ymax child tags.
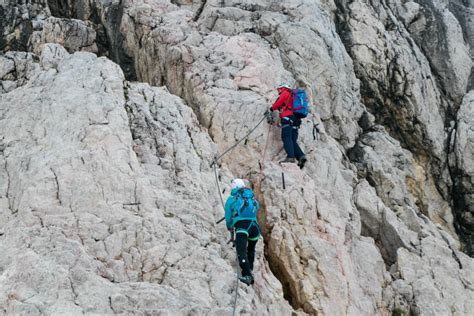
<box><xmin>270</xmin><ymin>83</ymin><xmax>307</xmax><ymax>167</ymax></box>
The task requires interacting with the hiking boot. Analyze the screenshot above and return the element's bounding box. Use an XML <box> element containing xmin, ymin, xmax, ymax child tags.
<box><xmin>280</xmin><ymin>157</ymin><xmax>297</xmax><ymax>164</ymax></box>
<box><xmin>297</xmin><ymin>155</ymin><xmax>307</xmax><ymax>169</ymax></box>
<box><xmin>238</xmin><ymin>275</ymin><xmax>254</xmax><ymax>286</ymax></box>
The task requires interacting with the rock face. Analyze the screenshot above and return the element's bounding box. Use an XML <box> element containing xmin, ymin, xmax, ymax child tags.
<box><xmin>0</xmin><ymin>0</ymin><xmax>473</xmax><ymax>315</ymax></box>
<box><xmin>29</xmin><ymin>17</ymin><xmax>98</xmax><ymax>55</ymax></box>
<box><xmin>0</xmin><ymin>48</ymin><xmax>291</xmax><ymax>315</ymax></box>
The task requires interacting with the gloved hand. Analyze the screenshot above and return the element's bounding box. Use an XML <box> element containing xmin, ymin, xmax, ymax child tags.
<box><xmin>264</xmin><ymin>108</ymin><xmax>272</xmax><ymax>117</ymax></box>
<box><xmin>266</xmin><ymin>108</ymin><xmax>275</xmax><ymax>124</ymax></box>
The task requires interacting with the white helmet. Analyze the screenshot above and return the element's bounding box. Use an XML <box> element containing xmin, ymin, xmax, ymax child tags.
<box><xmin>278</xmin><ymin>82</ymin><xmax>292</xmax><ymax>89</ymax></box>
<box><xmin>231</xmin><ymin>178</ymin><xmax>245</xmax><ymax>190</ymax></box>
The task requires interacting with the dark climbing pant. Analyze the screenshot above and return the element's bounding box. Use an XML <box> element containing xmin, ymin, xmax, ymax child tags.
<box><xmin>234</xmin><ymin>220</ymin><xmax>260</xmax><ymax>277</ymax></box>
<box><xmin>281</xmin><ymin>116</ymin><xmax>304</xmax><ymax>159</ymax></box>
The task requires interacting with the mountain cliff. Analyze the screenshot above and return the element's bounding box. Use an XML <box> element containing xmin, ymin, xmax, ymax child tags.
<box><xmin>1</xmin><ymin>0</ymin><xmax>473</xmax><ymax>315</ymax></box>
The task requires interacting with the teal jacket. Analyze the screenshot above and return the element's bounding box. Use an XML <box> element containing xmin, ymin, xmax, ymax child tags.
<box><xmin>224</xmin><ymin>188</ymin><xmax>259</xmax><ymax>230</ymax></box>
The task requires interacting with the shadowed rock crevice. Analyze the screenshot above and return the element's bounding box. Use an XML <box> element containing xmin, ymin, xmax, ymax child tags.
<box><xmin>448</xmin><ymin>92</ymin><xmax>474</xmax><ymax>256</ymax></box>
<box><xmin>193</xmin><ymin>0</ymin><xmax>207</xmax><ymax>21</ymax></box>
<box><xmin>451</xmin><ymin>170</ymin><xmax>474</xmax><ymax>255</ymax></box>
<box><xmin>47</xmin><ymin>0</ymin><xmax>73</xmax><ymax>18</ymax></box>
<box><xmin>263</xmin><ymin>234</ymin><xmax>299</xmax><ymax>310</ymax></box>
<box><xmin>93</xmin><ymin>2</ymin><xmax>137</xmax><ymax>81</ymax></box>
<box><xmin>252</xmin><ymin>186</ymin><xmax>299</xmax><ymax>311</ymax></box>
<box><xmin>43</xmin><ymin>0</ymin><xmax>137</xmax><ymax>80</ymax></box>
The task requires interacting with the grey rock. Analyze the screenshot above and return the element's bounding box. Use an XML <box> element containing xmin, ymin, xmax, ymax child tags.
<box><xmin>0</xmin><ymin>51</ymin><xmax>40</xmax><ymax>93</ymax></box>
<box><xmin>0</xmin><ymin>49</ymin><xmax>292</xmax><ymax>315</ymax></box>
<box><xmin>448</xmin><ymin>0</ymin><xmax>474</xmax><ymax>89</ymax></box>
<box><xmin>334</xmin><ymin>0</ymin><xmax>473</xmax><ymax>211</ymax></box>
<box><xmin>0</xmin><ymin>0</ymin><xmax>473</xmax><ymax>314</ymax></box>
<box><xmin>450</xmin><ymin>91</ymin><xmax>474</xmax><ymax>254</ymax></box>
<box><xmin>389</xmin><ymin>0</ymin><xmax>472</xmax><ymax>104</ymax></box>
<box><xmin>39</xmin><ymin>43</ymin><xmax>68</xmax><ymax>69</ymax></box>
<box><xmin>336</xmin><ymin>0</ymin><xmax>449</xmax><ymax>163</ymax></box>
<box><xmin>350</xmin><ymin>130</ymin><xmax>455</xmax><ymax>237</ymax></box>
<box><xmin>0</xmin><ymin>0</ymin><xmax>49</xmax><ymax>53</ymax></box>
<box><xmin>29</xmin><ymin>17</ymin><xmax>98</xmax><ymax>54</ymax></box>
<box><xmin>391</xmin><ymin>237</ymin><xmax>474</xmax><ymax>315</ymax></box>
<box><xmin>354</xmin><ymin>179</ymin><xmax>418</xmax><ymax>265</ymax></box>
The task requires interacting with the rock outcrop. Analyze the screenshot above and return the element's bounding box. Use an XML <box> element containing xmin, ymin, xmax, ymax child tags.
<box><xmin>1</xmin><ymin>0</ymin><xmax>473</xmax><ymax>315</ymax></box>
<box><xmin>29</xmin><ymin>17</ymin><xmax>98</xmax><ymax>55</ymax></box>
<box><xmin>0</xmin><ymin>1</ymin><xmax>48</xmax><ymax>53</ymax></box>
<box><xmin>0</xmin><ymin>47</ymin><xmax>292</xmax><ymax>315</ymax></box>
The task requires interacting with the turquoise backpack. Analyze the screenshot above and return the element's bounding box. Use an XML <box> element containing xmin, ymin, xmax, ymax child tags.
<box><xmin>232</xmin><ymin>188</ymin><xmax>258</xmax><ymax>220</ymax></box>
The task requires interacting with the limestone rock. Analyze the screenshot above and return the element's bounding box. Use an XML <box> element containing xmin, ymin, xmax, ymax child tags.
<box><xmin>0</xmin><ymin>0</ymin><xmax>49</xmax><ymax>53</ymax></box>
<box><xmin>448</xmin><ymin>0</ymin><xmax>474</xmax><ymax>89</ymax></box>
<box><xmin>260</xmin><ymin>139</ymin><xmax>388</xmax><ymax>315</ymax></box>
<box><xmin>387</xmin><ymin>237</ymin><xmax>474</xmax><ymax>315</ymax></box>
<box><xmin>350</xmin><ymin>129</ymin><xmax>455</xmax><ymax>236</ymax></box>
<box><xmin>389</xmin><ymin>0</ymin><xmax>472</xmax><ymax>104</ymax></box>
<box><xmin>336</xmin><ymin>0</ymin><xmax>448</xmax><ymax>167</ymax></box>
<box><xmin>354</xmin><ymin>179</ymin><xmax>418</xmax><ymax>265</ymax></box>
<box><xmin>29</xmin><ymin>17</ymin><xmax>98</xmax><ymax>55</ymax></box>
<box><xmin>39</xmin><ymin>43</ymin><xmax>68</xmax><ymax>69</ymax></box>
<box><xmin>0</xmin><ymin>0</ymin><xmax>474</xmax><ymax>314</ymax></box>
<box><xmin>0</xmin><ymin>51</ymin><xmax>40</xmax><ymax>94</ymax></box>
<box><xmin>0</xmin><ymin>49</ymin><xmax>292</xmax><ymax>315</ymax></box>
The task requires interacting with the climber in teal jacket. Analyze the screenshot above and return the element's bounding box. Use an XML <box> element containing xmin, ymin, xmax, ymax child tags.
<box><xmin>224</xmin><ymin>181</ymin><xmax>260</xmax><ymax>229</ymax></box>
<box><xmin>224</xmin><ymin>179</ymin><xmax>261</xmax><ymax>286</ymax></box>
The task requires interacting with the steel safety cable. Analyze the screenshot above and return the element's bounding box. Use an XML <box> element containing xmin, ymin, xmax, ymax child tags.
<box><xmin>212</xmin><ymin>160</ymin><xmax>240</xmax><ymax>316</ymax></box>
<box><xmin>211</xmin><ymin>114</ymin><xmax>271</xmax><ymax>315</ymax></box>
<box><xmin>210</xmin><ymin>115</ymin><xmax>267</xmax><ymax>166</ymax></box>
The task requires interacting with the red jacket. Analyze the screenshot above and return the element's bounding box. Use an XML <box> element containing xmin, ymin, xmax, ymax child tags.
<box><xmin>271</xmin><ymin>88</ymin><xmax>293</xmax><ymax>118</ymax></box>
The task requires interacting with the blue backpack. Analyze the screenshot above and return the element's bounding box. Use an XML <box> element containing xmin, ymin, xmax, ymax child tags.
<box><xmin>232</xmin><ymin>188</ymin><xmax>258</xmax><ymax>220</ymax></box>
<box><xmin>292</xmin><ymin>89</ymin><xmax>309</xmax><ymax>118</ymax></box>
